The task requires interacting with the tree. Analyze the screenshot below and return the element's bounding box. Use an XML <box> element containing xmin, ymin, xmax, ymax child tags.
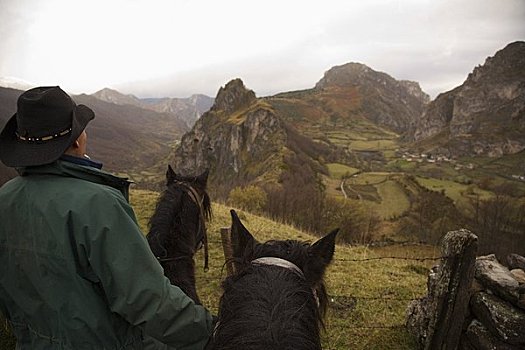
<box><xmin>468</xmin><ymin>193</ymin><xmax>525</xmax><ymax>256</ymax></box>
<box><xmin>400</xmin><ymin>189</ymin><xmax>461</xmax><ymax>244</ymax></box>
<box><xmin>227</xmin><ymin>185</ymin><xmax>267</xmax><ymax>214</ymax></box>
<box><xmin>320</xmin><ymin>197</ymin><xmax>380</xmax><ymax>244</ymax></box>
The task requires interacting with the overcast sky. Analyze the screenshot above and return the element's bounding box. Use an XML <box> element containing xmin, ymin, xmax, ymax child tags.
<box><xmin>0</xmin><ymin>0</ymin><xmax>524</xmax><ymax>99</ymax></box>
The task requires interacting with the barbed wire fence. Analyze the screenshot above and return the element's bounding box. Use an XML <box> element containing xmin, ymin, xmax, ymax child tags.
<box><xmin>201</xmin><ymin>229</ymin><xmax>444</xmax><ymax>333</ymax></box>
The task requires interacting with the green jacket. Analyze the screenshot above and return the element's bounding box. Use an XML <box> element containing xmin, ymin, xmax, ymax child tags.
<box><xmin>0</xmin><ymin>160</ymin><xmax>213</xmax><ymax>349</ymax></box>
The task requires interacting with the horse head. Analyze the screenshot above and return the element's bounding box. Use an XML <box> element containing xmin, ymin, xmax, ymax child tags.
<box><xmin>229</xmin><ymin>209</ymin><xmax>338</xmax><ymax>320</ymax></box>
<box><xmin>208</xmin><ymin>210</ymin><xmax>337</xmax><ymax>349</ymax></box>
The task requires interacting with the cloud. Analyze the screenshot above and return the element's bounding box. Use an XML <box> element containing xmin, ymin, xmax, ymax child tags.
<box><xmin>1</xmin><ymin>0</ymin><xmax>524</xmax><ymax>98</ymax></box>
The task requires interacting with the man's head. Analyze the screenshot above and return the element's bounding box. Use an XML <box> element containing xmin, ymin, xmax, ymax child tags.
<box><xmin>0</xmin><ymin>86</ymin><xmax>95</xmax><ymax>167</ymax></box>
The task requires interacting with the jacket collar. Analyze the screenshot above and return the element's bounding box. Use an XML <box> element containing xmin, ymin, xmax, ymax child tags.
<box><xmin>60</xmin><ymin>154</ymin><xmax>103</xmax><ymax>169</ymax></box>
<box><xmin>18</xmin><ymin>160</ymin><xmax>131</xmax><ymax>201</ymax></box>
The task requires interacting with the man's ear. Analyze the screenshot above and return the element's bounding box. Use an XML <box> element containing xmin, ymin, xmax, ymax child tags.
<box><xmin>230</xmin><ymin>210</ymin><xmax>256</xmax><ymax>263</ymax></box>
<box><xmin>166</xmin><ymin>165</ymin><xmax>177</xmax><ymax>185</ymax></box>
<box><xmin>304</xmin><ymin>229</ymin><xmax>338</xmax><ymax>282</ymax></box>
<box><xmin>197</xmin><ymin>169</ymin><xmax>209</xmax><ymax>187</ymax></box>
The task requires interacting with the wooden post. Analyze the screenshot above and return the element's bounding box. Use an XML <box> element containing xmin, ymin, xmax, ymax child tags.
<box><xmin>220</xmin><ymin>227</ymin><xmax>235</xmax><ymax>276</ymax></box>
<box><xmin>406</xmin><ymin>229</ymin><xmax>478</xmax><ymax>350</ymax></box>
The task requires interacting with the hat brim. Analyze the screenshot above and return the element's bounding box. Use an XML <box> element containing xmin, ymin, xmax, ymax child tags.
<box><xmin>0</xmin><ymin>104</ymin><xmax>94</xmax><ymax>168</ymax></box>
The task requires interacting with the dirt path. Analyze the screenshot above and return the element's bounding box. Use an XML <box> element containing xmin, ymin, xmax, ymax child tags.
<box><xmin>341</xmin><ymin>179</ymin><xmax>362</xmax><ymax>200</ymax></box>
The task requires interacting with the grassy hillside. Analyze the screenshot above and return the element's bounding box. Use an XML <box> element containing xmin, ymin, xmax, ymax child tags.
<box><xmin>131</xmin><ymin>189</ymin><xmax>438</xmax><ymax>350</ymax></box>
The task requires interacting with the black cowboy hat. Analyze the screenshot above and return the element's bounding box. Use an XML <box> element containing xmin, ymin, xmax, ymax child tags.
<box><xmin>0</xmin><ymin>86</ymin><xmax>94</xmax><ymax>167</ymax></box>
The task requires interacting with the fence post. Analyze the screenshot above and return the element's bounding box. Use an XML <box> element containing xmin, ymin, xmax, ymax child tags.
<box><xmin>406</xmin><ymin>229</ymin><xmax>478</xmax><ymax>350</ymax></box>
<box><xmin>220</xmin><ymin>227</ymin><xmax>235</xmax><ymax>276</ymax></box>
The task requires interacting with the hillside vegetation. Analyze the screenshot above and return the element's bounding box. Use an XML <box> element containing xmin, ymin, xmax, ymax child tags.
<box><xmin>130</xmin><ymin>189</ymin><xmax>438</xmax><ymax>350</ymax></box>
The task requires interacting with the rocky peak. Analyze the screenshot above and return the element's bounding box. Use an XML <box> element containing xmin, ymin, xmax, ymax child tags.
<box><xmin>467</xmin><ymin>41</ymin><xmax>525</xmax><ymax>85</ymax></box>
<box><xmin>212</xmin><ymin>79</ymin><xmax>257</xmax><ymax>114</ymax></box>
<box><xmin>173</xmin><ymin>81</ymin><xmax>286</xmax><ymax>196</ymax></box>
<box><xmin>399</xmin><ymin>80</ymin><xmax>431</xmax><ymax>104</ymax></box>
<box><xmin>92</xmin><ymin>88</ymin><xmax>142</xmax><ymax>107</ymax></box>
<box><xmin>315</xmin><ymin>62</ymin><xmax>374</xmax><ymax>89</ymax></box>
<box><xmin>315</xmin><ymin>62</ymin><xmax>429</xmax><ymax>102</ymax></box>
<box><xmin>314</xmin><ymin>62</ymin><xmax>429</xmax><ymax>133</ymax></box>
<box><xmin>412</xmin><ymin>41</ymin><xmax>525</xmax><ymax>157</ymax></box>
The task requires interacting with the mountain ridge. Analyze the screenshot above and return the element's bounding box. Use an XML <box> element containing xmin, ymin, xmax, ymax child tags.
<box><xmin>92</xmin><ymin>88</ymin><xmax>214</xmax><ymax>128</ymax></box>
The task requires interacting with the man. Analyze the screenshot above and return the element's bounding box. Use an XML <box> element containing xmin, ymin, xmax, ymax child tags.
<box><xmin>0</xmin><ymin>86</ymin><xmax>213</xmax><ymax>349</ymax></box>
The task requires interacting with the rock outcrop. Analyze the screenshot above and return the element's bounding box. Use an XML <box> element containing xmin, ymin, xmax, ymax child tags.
<box><xmin>172</xmin><ymin>79</ymin><xmax>288</xmax><ymax>196</ymax></box>
<box><xmin>413</xmin><ymin>41</ymin><xmax>525</xmax><ymax>157</ymax></box>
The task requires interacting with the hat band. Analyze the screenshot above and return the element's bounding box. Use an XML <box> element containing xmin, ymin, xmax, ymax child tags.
<box><xmin>16</xmin><ymin>127</ymin><xmax>72</xmax><ymax>142</ymax></box>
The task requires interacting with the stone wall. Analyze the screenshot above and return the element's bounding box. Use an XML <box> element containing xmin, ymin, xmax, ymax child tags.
<box><xmin>461</xmin><ymin>254</ymin><xmax>525</xmax><ymax>349</ymax></box>
<box><xmin>406</xmin><ymin>230</ymin><xmax>525</xmax><ymax>349</ymax></box>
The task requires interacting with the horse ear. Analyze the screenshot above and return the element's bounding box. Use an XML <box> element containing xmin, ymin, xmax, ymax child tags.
<box><xmin>230</xmin><ymin>210</ymin><xmax>256</xmax><ymax>261</ymax></box>
<box><xmin>305</xmin><ymin>229</ymin><xmax>338</xmax><ymax>282</ymax></box>
<box><xmin>166</xmin><ymin>165</ymin><xmax>177</xmax><ymax>184</ymax></box>
<box><xmin>197</xmin><ymin>169</ymin><xmax>209</xmax><ymax>187</ymax></box>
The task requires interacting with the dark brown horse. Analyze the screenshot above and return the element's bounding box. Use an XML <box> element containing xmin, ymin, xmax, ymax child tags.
<box><xmin>147</xmin><ymin>165</ymin><xmax>211</xmax><ymax>304</ymax></box>
<box><xmin>207</xmin><ymin>210</ymin><xmax>338</xmax><ymax>349</ymax></box>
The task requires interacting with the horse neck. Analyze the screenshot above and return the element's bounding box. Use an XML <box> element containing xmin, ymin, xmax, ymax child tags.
<box><xmin>148</xmin><ymin>184</ymin><xmax>203</xmax><ymax>304</ymax></box>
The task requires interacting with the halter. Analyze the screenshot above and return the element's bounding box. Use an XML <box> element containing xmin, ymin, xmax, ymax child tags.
<box><xmin>252</xmin><ymin>257</ymin><xmax>305</xmax><ymax>279</ymax></box>
<box><xmin>251</xmin><ymin>257</ymin><xmax>320</xmax><ymax>307</ymax></box>
<box><xmin>156</xmin><ymin>180</ymin><xmax>209</xmax><ymax>272</ymax></box>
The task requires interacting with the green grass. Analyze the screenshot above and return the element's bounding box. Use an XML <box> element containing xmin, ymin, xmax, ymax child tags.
<box><xmin>370</xmin><ymin>181</ymin><xmax>411</xmax><ymax>219</ymax></box>
<box><xmin>349</xmin><ymin>139</ymin><xmax>398</xmax><ymax>151</ymax></box>
<box><xmin>353</xmin><ymin>172</ymin><xmax>390</xmax><ymax>185</ymax></box>
<box><xmin>415</xmin><ymin>176</ymin><xmax>493</xmax><ymax>209</ymax></box>
<box><xmin>327</xmin><ymin>163</ymin><xmax>360</xmax><ymax>180</ymax></box>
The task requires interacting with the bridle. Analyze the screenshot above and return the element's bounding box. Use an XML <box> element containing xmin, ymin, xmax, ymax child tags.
<box><xmin>251</xmin><ymin>257</ymin><xmax>320</xmax><ymax>307</ymax></box>
<box><xmin>155</xmin><ymin>180</ymin><xmax>209</xmax><ymax>272</ymax></box>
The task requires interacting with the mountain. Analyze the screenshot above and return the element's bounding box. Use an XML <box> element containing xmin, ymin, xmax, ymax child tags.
<box><xmin>264</xmin><ymin>62</ymin><xmax>429</xmax><ymax>152</ymax></box>
<box><xmin>93</xmin><ymin>88</ymin><xmax>214</xmax><ymax>128</ymax></box>
<box><xmin>92</xmin><ymin>88</ymin><xmax>144</xmax><ymax>107</ymax></box>
<box><xmin>141</xmin><ymin>94</ymin><xmax>214</xmax><ymax>128</ymax></box>
<box><xmin>0</xmin><ymin>87</ymin><xmax>189</xmax><ymax>187</ymax></box>
<box><xmin>172</xmin><ymin>79</ymin><xmax>334</xmax><ymax>197</ymax></box>
<box><xmin>313</xmin><ymin>62</ymin><xmax>430</xmax><ymax>133</ymax></box>
<box><xmin>72</xmin><ymin>94</ymin><xmax>188</xmax><ymax>175</ymax></box>
<box><xmin>412</xmin><ymin>41</ymin><xmax>525</xmax><ymax>157</ymax></box>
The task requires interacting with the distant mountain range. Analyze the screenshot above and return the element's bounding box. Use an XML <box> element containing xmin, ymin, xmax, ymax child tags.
<box><xmin>0</xmin><ymin>77</ymin><xmax>34</xmax><ymax>91</ymax></box>
<box><xmin>1</xmin><ymin>41</ymin><xmax>523</xmax><ymax>191</ymax></box>
<box><xmin>0</xmin><ymin>87</ymin><xmax>203</xmax><ymax>187</ymax></box>
<box><xmin>92</xmin><ymin>88</ymin><xmax>214</xmax><ymax>128</ymax></box>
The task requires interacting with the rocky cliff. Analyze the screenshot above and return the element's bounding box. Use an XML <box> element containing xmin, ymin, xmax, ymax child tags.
<box><xmin>172</xmin><ymin>79</ymin><xmax>288</xmax><ymax>196</ymax></box>
<box><xmin>413</xmin><ymin>41</ymin><xmax>525</xmax><ymax>157</ymax></box>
